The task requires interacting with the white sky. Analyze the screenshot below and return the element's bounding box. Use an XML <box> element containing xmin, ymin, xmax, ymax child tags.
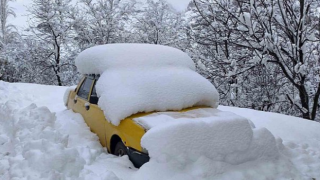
<box><xmin>8</xmin><ymin>0</ymin><xmax>191</xmax><ymax>29</ymax></box>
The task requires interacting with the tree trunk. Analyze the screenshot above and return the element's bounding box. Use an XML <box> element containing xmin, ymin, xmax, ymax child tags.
<box><xmin>56</xmin><ymin>73</ymin><xmax>62</xmax><ymax>86</ymax></box>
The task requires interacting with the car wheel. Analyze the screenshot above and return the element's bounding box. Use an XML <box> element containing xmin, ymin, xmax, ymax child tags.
<box><xmin>114</xmin><ymin>141</ymin><xmax>127</xmax><ymax>156</ymax></box>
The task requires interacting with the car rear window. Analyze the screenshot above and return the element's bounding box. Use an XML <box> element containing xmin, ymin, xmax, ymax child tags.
<box><xmin>77</xmin><ymin>77</ymin><xmax>94</xmax><ymax>100</ymax></box>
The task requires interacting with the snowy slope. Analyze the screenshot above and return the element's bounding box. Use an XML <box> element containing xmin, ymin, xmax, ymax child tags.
<box><xmin>0</xmin><ymin>81</ymin><xmax>320</xmax><ymax>179</ymax></box>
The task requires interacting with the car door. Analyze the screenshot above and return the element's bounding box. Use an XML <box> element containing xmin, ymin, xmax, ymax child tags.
<box><xmin>86</xmin><ymin>80</ymin><xmax>107</xmax><ymax>147</ymax></box>
<box><xmin>73</xmin><ymin>76</ymin><xmax>94</xmax><ymax>128</ymax></box>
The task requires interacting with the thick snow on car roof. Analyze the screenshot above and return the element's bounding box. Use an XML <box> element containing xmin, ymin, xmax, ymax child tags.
<box><xmin>75</xmin><ymin>43</ymin><xmax>196</xmax><ymax>74</ymax></box>
<box><xmin>75</xmin><ymin>44</ymin><xmax>219</xmax><ymax>125</ymax></box>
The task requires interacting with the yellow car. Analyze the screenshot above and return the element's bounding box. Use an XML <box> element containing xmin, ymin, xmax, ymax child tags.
<box><xmin>66</xmin><ymin>74</ymin><xmax>211</xmax><ymax>168</ymax></box>
<box><xmin>65</xmin><ymin>44</ymin><xmax>219</xmax><ymax>168</ymax></box>
<box><xmin>66</xmin><ymin>74</ymin><xmax>151</xmax><ymax>168</ymax></box>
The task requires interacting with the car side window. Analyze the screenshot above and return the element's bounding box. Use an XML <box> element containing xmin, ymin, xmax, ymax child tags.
<box><xmin>90</xmin><ymin>81</ymin><xmax>99</xmax><ymax>104</ymax></box>
<box><xmin>77</xmin><ymin>77</ymin><xmax>94</xmax><ymax>100</ymax></box>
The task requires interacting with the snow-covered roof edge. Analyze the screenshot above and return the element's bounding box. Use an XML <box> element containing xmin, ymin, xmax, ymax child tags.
<box><xmin>75</xmin><ymin>43</ymin><xmax>196</xmax><ymax>74</ymax></box>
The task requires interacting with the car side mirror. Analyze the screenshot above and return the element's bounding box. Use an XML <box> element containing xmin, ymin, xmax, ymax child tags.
<box><xmin>89</xmin><ymin>95</ymin><xmax>99</xmax><ymax>104</ymax></box>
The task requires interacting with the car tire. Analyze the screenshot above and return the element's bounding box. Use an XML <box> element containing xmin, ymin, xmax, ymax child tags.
<box><xmin>114</xmin><ymin>141</ymin><xmax>127</xmax><ymax>156</ymax></box>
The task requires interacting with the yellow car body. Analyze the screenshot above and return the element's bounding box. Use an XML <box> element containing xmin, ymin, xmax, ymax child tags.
<box><xmin>67</xmin><ymin>76</ymin><xmax>148</xmax><ymax>152</ymax></box>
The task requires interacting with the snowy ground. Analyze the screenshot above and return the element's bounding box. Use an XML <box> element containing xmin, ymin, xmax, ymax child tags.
<box><xmin>0</xmin><ymin>81</ymin><xmax>320</xmax><ymax>180</ymax></box>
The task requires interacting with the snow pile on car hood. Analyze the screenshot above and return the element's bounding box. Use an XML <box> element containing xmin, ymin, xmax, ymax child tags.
<box><xmin>134</xmin><ymin>108</ymin><xmax>306</xmax><ymax>179</ymax></box>
<box><xmin>134</xmin><ymin>108</ymin><xmax>256</xmax><ymax>130</ymax></box>
<box><xmin>75</xmin><ymin>44</ymin><xmax>219</xmax><ymax>125</ymax></box>
<box><xmin>139</xmin><ymin>108</ymin><xmax>279</xmax><ymax>163</ymax></box>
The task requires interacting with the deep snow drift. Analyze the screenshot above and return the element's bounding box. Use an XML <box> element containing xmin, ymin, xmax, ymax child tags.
<box><xmin>75</xmin><ymin>44</ymin><xmax>219</xmax><ymax>125</ymax></box>
<box><xmin>0</xmin><ymin>81</ymin><xmax>320</xmax><ymax>179</ymax></box>
<box><xmin>134</xmin><ymin>108</ymin><xmax>311</xmax><ymax>180</ymax></box>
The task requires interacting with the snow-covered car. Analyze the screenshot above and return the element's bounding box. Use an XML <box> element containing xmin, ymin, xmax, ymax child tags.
<box><xmin>64</xmin><ymin>44</ymin><xmax>221</xmax><ymax>168</ymax></box>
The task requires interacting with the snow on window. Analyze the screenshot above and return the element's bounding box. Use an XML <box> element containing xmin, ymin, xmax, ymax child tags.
<box><xmin>75</xmin><ymin>44</ymin><xmax>219</xmax><ymax>125</ymax></box>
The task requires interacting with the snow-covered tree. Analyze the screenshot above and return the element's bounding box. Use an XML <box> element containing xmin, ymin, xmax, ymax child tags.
<box><xmin>0</xmin><ymin>0</ymin><xmax>16</xmax><ymax>46</ymax></box>
<box><xmin>133</xmin><ymin>0</ymin><xmax>188</xmax><ymax>50</ymax></box>
<box><xmin>72</xmin><ymin>0</ymin><xmax>136</xmax><ymax>50</ymax></box>
<box><xmin>0</xmin><ymin>0</ymin><xmax>19</xmax><ymax>81</ymax></box>
<box><xmin>189</xmin><ymin>0</ymin><xmax>320</xmax><ymax>120</ymax></box>
<box><xmin>27</xmin><ymin>0</ymin><xmax>77</xmax><ymax>86</ymax></box>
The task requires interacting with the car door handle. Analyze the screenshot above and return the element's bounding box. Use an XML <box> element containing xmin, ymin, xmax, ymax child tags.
<box><xmin>74</xmin><ymin>95</ymin><xmax>78</xmax><ymax>104</ymax></box>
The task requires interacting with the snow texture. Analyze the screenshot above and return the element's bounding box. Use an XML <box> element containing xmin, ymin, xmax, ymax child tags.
<box><xmin>134</xmin><ymin>108</ymin><xmax>254</xmax><ymax>130</ymax></box>
<box><xmin>135</xmin><ymin>108</ymin><xmax>318</xmax><ymax>180</ymax></box>
<box><xmin>137</xmin><ymin>108</ymin><xmax>288</xmax><ymax>178</ymax></box>
<box><xmin>1</xmin><ymin>81</ymin><xmax>320</xmax><ymax>180</ymax></box>
<box><xmin>0</xmin><ymin>82</ymin><xmax>124</xmax><ymax>180</ymax></box>
<box><xmin>75</xmin><ymin>44</ymin><xmax>196</xmax><ymax>74</ymax></box>
<box><xmin>76</xmin><ymin>44</ymin><xmax>219</xmax><ymax>125</ymax></box>
<box><xmin>63</xmin><ymin>86</ymin><xmax>76</xmax><ymax>106</ymax></box>
<box><xmin>96</xmin><ymin>67</ymin><xmax>219</xmax><ymax>125</ymax></box>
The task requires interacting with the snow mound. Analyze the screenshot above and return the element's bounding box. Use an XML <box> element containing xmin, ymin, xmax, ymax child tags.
<box><xmin>75</xmin><ymin>44</ymin><xmax>196</xmax><ymax>74</ymax></box>
<box><xmin>134</xmin><ymin>108</ymin><xmax>256</xmax><ymax>130</ymax></box>
<box><xmin>0</xmin><ymin>103</ymin><xmax>84</xmax><ymax>179</ymax></box>
<box><xmin>96</xmin><ymin>67</ymin><xmax>219</xmax><ymax>125</ymax></box>
<box><xmin>140</xmin><ymin>108</ymin><xmax>279</xmax><ymax>163</ymax></box>
<box><xmin>0</xmin><ymin>81</ymin><xmax>34</xmax><ymax>107</ymax></box>
<box><xmin>136</xmin><ymin>108</ymin><xmax>306</xmax><ymax>179</ymax></box>
<box><xmin>0</xmin><ymin>102</ymin><xmax>122</xmax><ymax>180</ymax></box>
<box><xmin>0</xmin><ymin>82</ymin><xmax>122</xmax><ymax>180</ymax></box>
<box><xmin>63</xmin><ymin>86</ymin><xmax>77</xmax><ymax>106</ymax></box>
<box><xmin>219</xmin><ymin>106</ymin><xmax>320</xmax><ymax>149</ymax></box>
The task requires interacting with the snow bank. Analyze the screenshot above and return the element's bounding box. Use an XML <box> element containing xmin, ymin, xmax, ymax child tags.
<box><xmin>219</xmin><ymin>106</ymin><xmax>320</xmax><ymax>149</ymax></box>
<box><xmin>9</xmin><ymin>82</ymin><xmax>69</xmax><ymax>112</ymax></box>
<box><xmin>0</xmin><ymin>81</ymin><xmax>123</xmax><ymax>180</ymax></box>
<box><xmin>140</xmin><ymin>108</ymin><xmax>280</xmax><ymax>164</ymax></box>
<box><xmin>63</xmin><ymin>86</ymin><xmax>77</xmax><ymax>106</ymax></box>
<box><xmin>2</xmin><ymin>82</ymin><xmax>320</xmax><ymax>179</ymax></box>
<box><xmin>219</xmin><ymin>106</ymin><xmax>320</xmax><ymax>179</ymax></box>
<box><xmin>0</xmin><ymin>102</ymin><xmax>122</xmax><ymax>180</ymax></box>
<box><xmin>75</xmin><ymin>44</ymin><xmax>219</xmax><ymax>125</ymax></box>
<box><xmin>75</xmin><ymin>44</ymin><xmax>196</xmax><ymax>74</ymax></box>
<box><xmin>0</xmin><ymin>81</ymin><xmax>34</xmax><ymax>108</ymax></box>
<box><xmin>135</xmin><ymin>108</ymin><xmax>308</xmax><ymax>179</ymax></box>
